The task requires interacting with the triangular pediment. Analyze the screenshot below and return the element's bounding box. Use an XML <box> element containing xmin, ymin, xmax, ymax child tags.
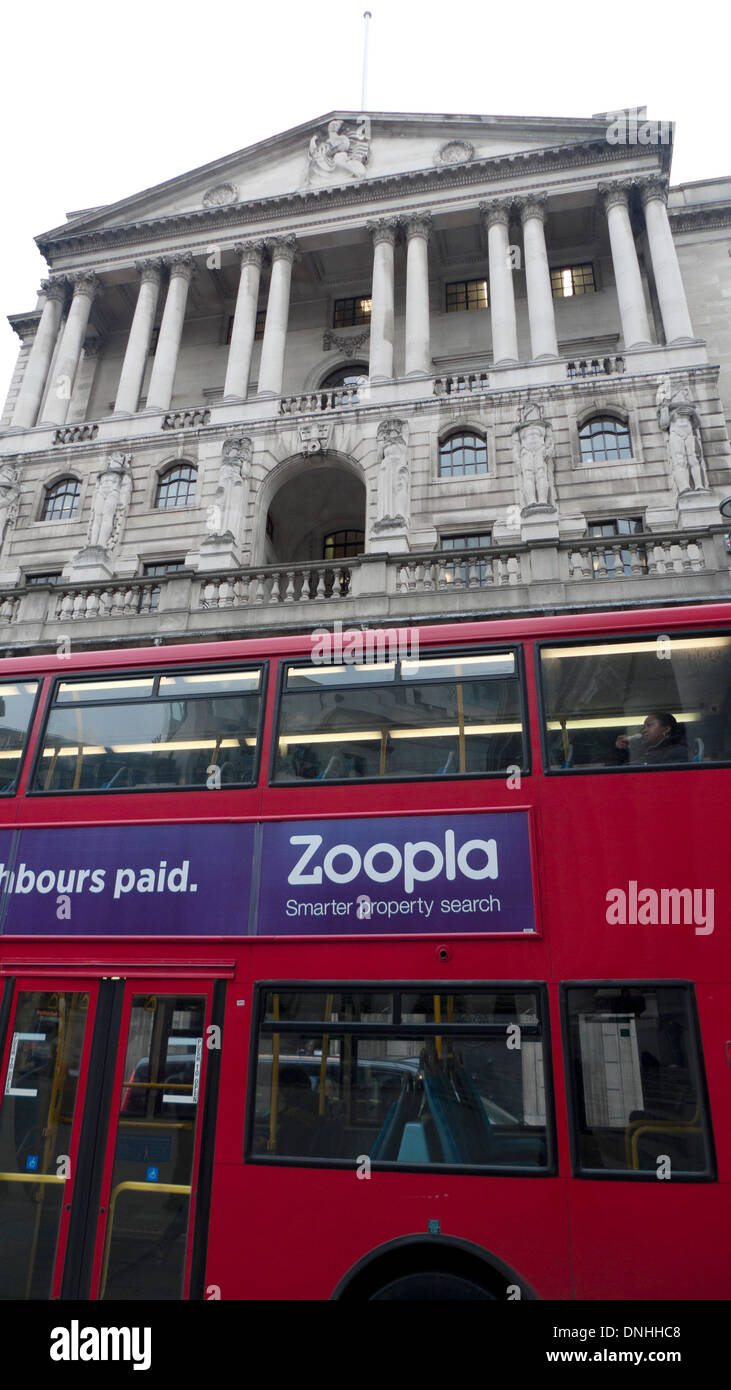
<box><xmin>38</xmin><ymin>109</ymin><xmax>639</xmax><ymax>248</ymax></box>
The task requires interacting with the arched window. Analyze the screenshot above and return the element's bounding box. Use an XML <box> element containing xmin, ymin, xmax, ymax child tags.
<box><xmin>579</xmin><ymin>416</ymin><xmax>631</xmax><ymax>463</ymax></box>
<box><xmin>155</xmin><ymin>462</ymin><xmax>197</xmax><ymax>509</ymax></box>
<box><xmin>320</xmin><ymin>363</ymin><xmax>368</xmax><ymax>390</ymax></box>
<box><xmin>438</xmin><ymin>432</ymin><xmax>488</xmax><ymax>478</ymax></box>
<box><xmin>42</xmin><ymin>477</ymin><xmax>81</xmax><ymax>521</ymax></box>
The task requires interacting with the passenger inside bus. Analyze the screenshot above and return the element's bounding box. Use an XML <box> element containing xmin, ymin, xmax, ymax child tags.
<box><xmin>615</xmin><ymin>712</ymin><xmax>688</xmax><ymax>765</ymax></box>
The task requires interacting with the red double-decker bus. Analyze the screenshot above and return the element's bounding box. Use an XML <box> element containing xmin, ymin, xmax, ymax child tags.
<box><xmin>0</xmin><ymin>601</ymin><xmax>728</xmax><ymax>1302</ymax></box>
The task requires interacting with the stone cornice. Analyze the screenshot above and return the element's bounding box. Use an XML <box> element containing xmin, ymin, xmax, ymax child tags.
<box><xmin>668</xmin><ymin>205</ymin><xmax>731</xmax><ymax>232</ymax></box>
<box><xmin>36</xmin><ymin>137</ymin><xmax>669</xmax><ymax>262</ymax></box>
<box><xmin>8</xmin><ymin>310</ymin><xmax>43</xmax><ymax>341</ymax></box>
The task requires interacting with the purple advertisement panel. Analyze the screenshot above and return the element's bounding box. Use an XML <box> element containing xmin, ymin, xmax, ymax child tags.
<box><xmin>257</xmin><ymin>813</ymin><xmax>536</xmax><ymax>936</ymax></box>
<box><xmin>0</xmin><ymin>824</ymin><xmax>255</xmax><ymax>935</ymax></box>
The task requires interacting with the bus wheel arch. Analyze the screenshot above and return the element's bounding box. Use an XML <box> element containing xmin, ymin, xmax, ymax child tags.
<box><xmin>331</xmin><ymin>1235</ymin><xmax>537</xmax><ymax>1302</ymax></box>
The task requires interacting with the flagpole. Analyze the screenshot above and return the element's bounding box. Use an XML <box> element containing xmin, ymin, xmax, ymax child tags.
<box><xmin>361</xmin><ymin>11</ymin><xmax>372</xmax><ymax>111</ymax></box>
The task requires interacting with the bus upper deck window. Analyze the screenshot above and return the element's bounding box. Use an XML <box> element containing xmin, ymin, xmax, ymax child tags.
<box><xmin>33</xmin><ymin>667</ymin><xmax>263</xmax><ymax>794</ymax></box>
<box><xmin>540</xmin><ymin>633</ymin><xmax>731</xmax><ymax>771</ymax></box>
<box><xmin>273</xmin><ymin>647</ymin><xmax>526</xmax><ymax>783</ymax></box>
<box><xmin>0</xmin><ymin>680</ymin><xmax>39</xmax><ymax>793</ymax></box>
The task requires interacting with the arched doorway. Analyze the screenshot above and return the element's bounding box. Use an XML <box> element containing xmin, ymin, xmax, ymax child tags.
<box><xmin>260</xmin><ymin>454</ymin><xmax>367</xmax><ymax>599</ymax></box>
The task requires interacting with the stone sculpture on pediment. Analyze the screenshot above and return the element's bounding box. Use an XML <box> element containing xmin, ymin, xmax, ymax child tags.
<box><xmin>306</xmin><ymin>120</ymin><xmax>370</xmax><ymax>184</ymax></box>
<box><xmin>656</xmin><ymin>377</ymin><xmax>708</xmax><ymax>496</ymax></box>
<box><xmin>374</xmin><ymin>419</ymin><xmax>410</xmax><ymax>530</ymax></box>
<box><xmin>512</xmin><ymin>401</ymin><xmax>556</xmax><ymax>512</ymax></box>
<box><xmin>0</xmin><ymin>461</ymin><xmax>20</xmax><ymax>554</ymax></box>
<box><xmin>205</xmin><ymin>434</ymin><xmax>252</xmax><ymax>543</ymax></box>
<box><xmin>86</xmin><ymin>453</ymin><xmax>133</xmax><ymax>552</ymax></box>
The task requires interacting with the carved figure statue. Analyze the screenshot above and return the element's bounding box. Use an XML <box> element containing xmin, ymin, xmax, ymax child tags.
<box><xmin>512</xmin><ymin>402</ymin><xmax>555</xmax><ymax>511</ymax></box>
<box><xmin>656</xmin><ymin>378</ymin><xmax>708</xmax><ymax>495</ymax></box>
<box><xmin>307</xmin><ymin>120</ymin><xmax>369</xmax><ymax>182</ymax></box>
<box><xmin>0</xmin><ymin>461</ymin><xmax>20</xmax><ymax>552</ymax></box>
<box><xmin>374</xmin><ymin>420</ymin><xmax>410</xmax><ymax>529</ymax></box>
<box><xmin>205</xmin><ymin>434</ymin><xmax>252</xmax><ymax>541</ymax></box>
<box><xmin>86</xmin><ymin>453</ymin><xmax>132</xmax><ymax>551</ymax></box>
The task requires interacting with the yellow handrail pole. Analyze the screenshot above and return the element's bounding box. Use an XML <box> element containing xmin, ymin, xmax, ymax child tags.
<box><xmin>319</xmin><ymin>994</ymin><xmax>333</xmax><ymax>1117</ymax></box>
<box><xmin>456</xmin><ymin>683</ymin><xmax>466</xmax><ymax>772</ymax></box>
<box><xmin>434</xmin><ymin>994</ymin><xmax>442</xmax><ymax>1060</ymax></box>
<box><xmin>99</xmin><ymin>1181</ymin><xmax>191</xmax><ymax>1300</ymax></box>
<box><xmin>267</xmin><ymin>995</ymin><xmax>280</xmax><ymax>1152</ymax></box>
<box><xmin>379</xmin><ymin>731</ymin><xmax>388</xmax><ymax>777</ymax></box>
<box><xmin>560</xmin><ymin>718</ymin><xmax>570</xmax><ymax>764</ymax></box>
<box><xmin>44</xmin><ymin>746</ymin><xmax>61</xmax><ymax>790</ymax></box>
<box><xmin>25</xmin><ymin>994</ymin><xmax>69</xmax><ymax>1300</ymax></box>
<box><xmin>72</xmin><ymin>742</ymin><xmax>84</xmax><ymax>791</ymax></box>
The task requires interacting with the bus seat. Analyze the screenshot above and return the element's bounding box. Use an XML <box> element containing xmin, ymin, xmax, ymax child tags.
<box><xmin>396</xmin><ymin>1122</ymin><xmax>430</xmax><ymax>1163</ymax></box>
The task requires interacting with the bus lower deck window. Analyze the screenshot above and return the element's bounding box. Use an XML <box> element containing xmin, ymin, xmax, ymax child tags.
<box><xmin>249</xmin><ymin>987</ymin><xmax>551</xmax><ymax>1171</ymax></box>
<box><xmin>563</xmin><ymin>984</ymin><xmax>714</xmax><ymax>1179</ymax></box>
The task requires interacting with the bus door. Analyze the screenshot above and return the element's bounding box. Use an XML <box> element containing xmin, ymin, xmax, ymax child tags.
<box><xmin>0</xmin><ymin>973</ymin><xmax>226</xmax><ymax>1300</ymax></box>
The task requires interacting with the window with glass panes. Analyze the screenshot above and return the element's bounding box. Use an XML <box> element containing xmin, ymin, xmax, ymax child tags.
<box><xmin>226</xmin><ymin>309</ymin><xmax>265</xmax><ymax>344</ymax></box>
<box><xmin>141</xmin><ymin>560</ymin><xmax>186</xmax><ymax>611</ymax></box>
<box><xmin>25</xmin><ymin>572</ymin><xmax>63</xmax><ymax>587</ymax></box>
<box><xmin>587</xmin><ymin>517</ymin><xmax>647</xmax><ymax>578</ymax></box>
<box><xmin>579</xmin><ymin>417</ymin><xmax>631</xmax><ymax>463</ymax></box>
<box><xmin>438</xmin><ymin>433</ymin><xmax>488</xmax><ymax>477</ymax></box>
<box><xmin>333</xmin><ymin>296</ymin><xmax>371</xmax><ymax>327</ymax></box>
<box><xmin>550</xmin><ymin>264</ymin><xmax>595</xmax><ymax>297</ymax></box>
<box><xmin>42</xmin><ymin>478</ymin><xmax>81</xmax><ymax>522</ymax></box>
<box><xmin>323</xmin><ymin>530</ymin><xmax>364</xmax><ymax>559</ymax></box>
<box><xmin>441</xmin><ymin>533</ymin><xmax>492</xmax><ymax>584</ymax></box>
<box><xmin>155</xmin><ymin>464</ymin><xmax>197</xmax><ymax>509</ymax></box>
<box><xmin>446</xmin><ymin>278</ymin><xmax>488</xmax><ymax>312</ymax></box>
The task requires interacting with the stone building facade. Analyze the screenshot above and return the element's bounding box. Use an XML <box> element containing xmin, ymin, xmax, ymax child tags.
<box><xmin>1</xmin><ymin>108</ymin><xmax>730</xmax><ymax>651</ymax></box>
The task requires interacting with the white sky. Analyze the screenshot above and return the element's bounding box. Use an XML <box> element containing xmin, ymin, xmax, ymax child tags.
<box><xmin>1</xmin><ymin>0</ymin><xmax>726</xmax><ymax>403</ymax></box>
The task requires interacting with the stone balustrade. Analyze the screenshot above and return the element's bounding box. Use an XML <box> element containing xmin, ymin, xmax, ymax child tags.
<box><xmin>280</xmin><ymin>387</ymin><xmax>360</xmax><ymax>415</ymax></box>
<box><xmin>0</xmin><ymin>532</ymin><xmax>723</xmax><ymax>646</ymax></box>
<box><xmin>161</xmin><ymin>408</ymin><xmax>210</xmax><ymax>429</ymax></box>
<box><xmin>53</xmin><ymin>423</ymin><xmax>99</xmax><ymax>444</ymax></box>
<box><xmin>199</xmin><ymin>561</ymin><xmax>353</xmax><ymax>609</ymax></box>
<box><xmin>433</xmin><ymin>372</ymin><xmax>491</xmax><ymax>396</ymax></box>
<box><xmin>566</xmin><ymin>356</ymin><xmax>625</xmax><ymax>379</ymax></box>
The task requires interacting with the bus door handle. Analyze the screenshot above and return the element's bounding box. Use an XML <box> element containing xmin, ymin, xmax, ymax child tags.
<box><xmin>725</xmin><ymin>1041</ymin><xmax>731</xmax><ymax>1068</ymax></box>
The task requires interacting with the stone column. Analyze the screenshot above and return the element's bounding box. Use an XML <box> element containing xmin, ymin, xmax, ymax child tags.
<box><xmin>599</xmin><ymin>182</ymin><xmax>651</xmax><ymax>349</ymax></box>
<box><xmin>518</xmin><ymin>195</ymin><xmax>559</xmax><ymax>360</ymax></box>
<box><xmin>640</xmin><ymin>177</ymin><xmax>694</xmax><ymax>343</ymax></box>
<box><xmin>145</xmin><ymin>254</ymin><xmax>196</xmax><ymax>412</ymax></box>
<box><xmin>481</xmin><ymin>200</ymin><xmax>519</xmax><ymax>365</ymax></box>
<box><xmin>404</xmin><ymin>214</ymin><xmax>432</xmax><ymax>378</ymax></box>
<box><xmin>12</xmin><ymin>279</ymin><xmax>68</xmax><ymax>429</ymax></box>
<box><xmin>257</xmin><ymin>236</ymin><xmax>296</xmax><ymax>398</ymax></box>
<box><xmin>223</xmin><ymin>241</ymin><xmax>265</xmax><ymax>401</ymax></box>
<box><xmin>367</xmin><ymin>219</ymin><xmax>398</xmax><ymax>382</ymax></box>
<box><xmin>113</xmin><ymin>259</ymin><xmax>163</xmax><ymax>416</ymax></box>
<box><xmin>40</xmin><ymin>272</ymin><xmax>100</xmax><ymax>426</ymax></box>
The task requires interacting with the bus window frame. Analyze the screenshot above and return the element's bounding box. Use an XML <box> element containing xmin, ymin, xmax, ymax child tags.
<box><xmin>534</xmin><ymin>627</ymin><xmax>731</xmax><ymax>776</ymax></box>
<box><xmin>26</xmin><ymin>659</ymin><xmax>268</xmax><ymax>797</ymax></box>
<box><xmin>0</xmin><ymin>677</ymin><xmax>42</xmax><ymax>797</ymax></box>
<box><xmin>268</xmin><ymin>641</ymin><xmax>532</xmax><ymax>787</ymax></box>
<box><xmin>559</xmin><ymin>978</ymin><xmax>717</xmax><ymax>1183</ymax></box>
<box><xmin>244</xmin><ymin>979</ymin><xmax>557</xmax><ymax>1177</ymax></box>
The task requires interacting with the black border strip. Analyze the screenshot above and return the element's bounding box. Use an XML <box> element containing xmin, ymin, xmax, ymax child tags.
<box><xmin>0</xmin><ymin>677</ymin><xmax>42</xmax><ymax>800</ymax></box>
<box><xmin>0</xmin><ymin>976</ymin><xmax>15</xmax><ymax>1064</ymax></box>
<box><xmin>60</xmin><ymin>979</ymin><xmax>124</xmax><ymax>1298</ymax></box>
<box><xmin>559</xmin><ymin>978</ymin><xmax>717</xmax><ymax>1183</ymax></box>
<box><xmin>188</xmin><ymin>979</ymin><xmax>226</xmax><ymax>1300</ymax></box>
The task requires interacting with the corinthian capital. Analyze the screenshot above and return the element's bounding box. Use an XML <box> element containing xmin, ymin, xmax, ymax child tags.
<box><xmin>268</xmin><ymin>235</ymin><xmax>297</xmax><ymax>264</ymax></box>
<box><xmin>404</xmin><ymin>212</ymin><xmax>432</xmax><ymax>241</ymax></box>
<box><xmin>234</xmin><ymin>240</ymin><xmax>266</xmax><ymax>268</ymax></box>
<box><xmin>598</xmin><ymin>179</ymin><xmax>634</xmax><ymax>211</ymax></box>
<box><xmin>70</xmin><ymin>271</ymin><xmax>102</xmax><ymax>300</ymax></box>
<box><xmin>135</xmin><ymin>257</ymin><xmax>164</xmax><ymax>285</ymax></box>
<box><xmin>40</xmin><ymin>276</ymin><xmax>68</xmax><ymax>303</ymax></box>
<box><xmin>480</xmin><ymin>198</ymin><xmax>513</xmax><ymax>229</ymax></box>
<box><xmin>638</xmin><ymin>174</ymin><xmax>669</xmax><ymax>207</ymax></box>
<box><xmin>366</xmin><ymin>217</ymin><xmax>399</xmax><ymax>246</ymax></box>
<box><xmin>517</xmin><ymin>193</ymin><xmax>548</xmax><ymax>225</ymax></box>
<box><xmin>166</xmin><ymin>252</ymin><xmax>197</xmax><ymax>282</ymax></box>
